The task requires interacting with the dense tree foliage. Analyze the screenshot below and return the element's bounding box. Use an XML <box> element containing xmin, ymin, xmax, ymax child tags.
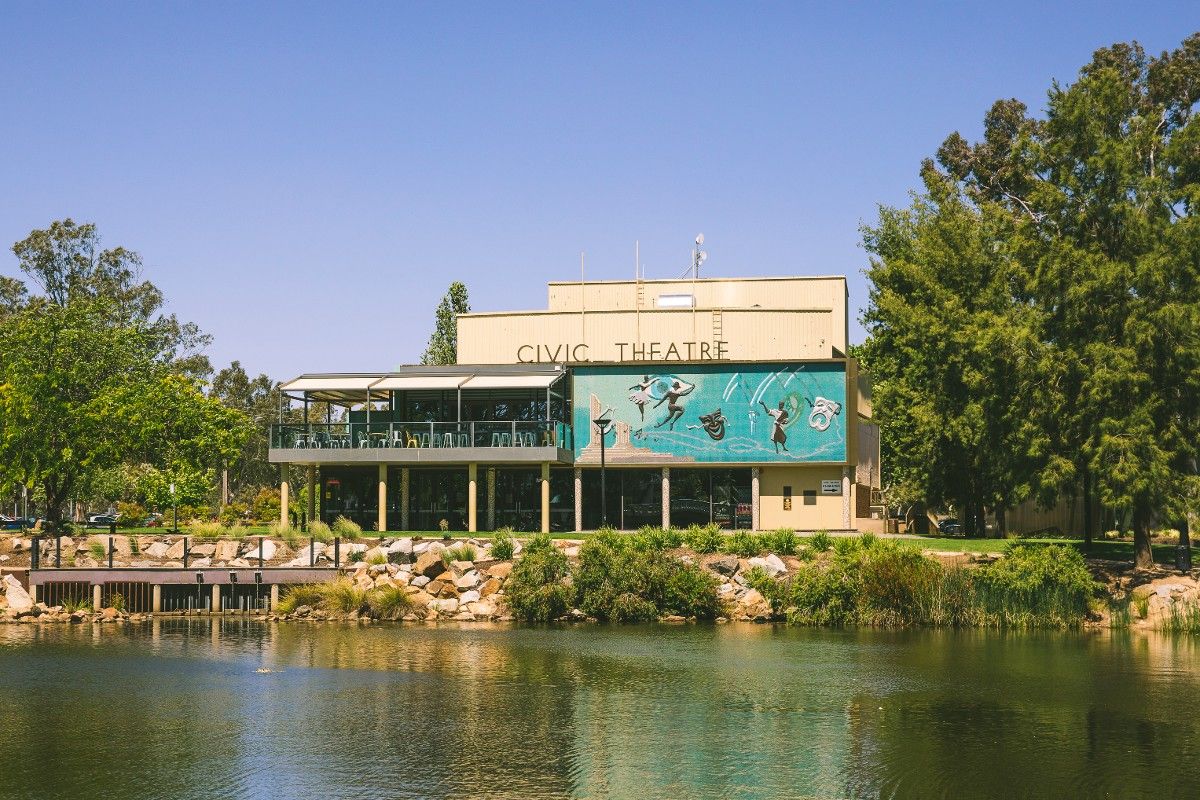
<box><xmin>864</xmin><ymin>35</ymin><xmax>1200</xmax><ymax>566</ymax></box>
<box><xmin>0</xmin><ymin>220</ymin><xmax>250</xmax><ymax>528</ymax></box>
<box><xmin>420</xmin><ymin>281</ymin><xmax>470</xmax><ymax>365</ymax></box>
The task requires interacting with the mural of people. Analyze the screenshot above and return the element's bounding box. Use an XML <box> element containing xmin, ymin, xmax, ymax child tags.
<box><xmin>759</xmin><ymin>399</ymin><xmax>790</xmax><ymax>452</ymax></box>
<box><xmin>628</xmin><ymin>376</ymin><xmax>655</xmax><ymax>421</ymax></box>
<box><xmin>653</xmin><ymin>378</ymin><xmax>695</xmax><ymax>430</ymax></box>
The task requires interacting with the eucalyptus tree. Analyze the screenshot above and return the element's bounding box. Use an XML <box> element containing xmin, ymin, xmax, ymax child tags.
<box><xmin>0</xmin><ymin>220</ymin><xmax>249</xmax><ymax>529</ymax></box>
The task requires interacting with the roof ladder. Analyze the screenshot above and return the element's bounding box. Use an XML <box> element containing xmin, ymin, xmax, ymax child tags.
<box><xmin>711</xmin><ymin>308</ymin><xmax>723</xmax><ymax>342</ymax></box>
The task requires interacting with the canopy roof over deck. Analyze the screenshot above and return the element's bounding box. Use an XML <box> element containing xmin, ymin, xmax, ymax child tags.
<box><xmin>280</xmin><ymin>364</ymin><xmax>567</xmax><ymax>406</ymax></box>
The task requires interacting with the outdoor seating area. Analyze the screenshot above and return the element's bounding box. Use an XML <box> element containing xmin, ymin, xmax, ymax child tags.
<box><xmin>278</xmin><ymin>421</ymin><xmax>571</xmax><ymax>450</ymax></box>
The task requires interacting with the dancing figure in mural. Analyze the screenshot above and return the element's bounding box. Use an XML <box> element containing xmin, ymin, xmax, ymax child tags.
<box><xmin>653</xmin><ymin>379</ymin><xmax>695</xmax><ymax>430</ymax></box>
<box><xmin>759</xmin><ymin>399</ymin><xmax>790</xmax><ymax>452</ymax></box>
<box><xmin>628</xmin><ymin>376</ymin><xmax>655</xmax><ymax>421</ymax></box>
<box><xmin>688</xmin><ymin>408</ymin><xmax>728</xmax><ymax>441</ymax></box>
<box><xmin>807</xmin><ymin>396</ymin><xmax>842</xmax><ymax>432</ymax></box>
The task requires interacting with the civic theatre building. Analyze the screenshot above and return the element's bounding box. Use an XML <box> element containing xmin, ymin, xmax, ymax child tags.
<box><xmin>269</xmin><ymin>275</ymin><xmax>881</xmax><ymax>533</ymax></box>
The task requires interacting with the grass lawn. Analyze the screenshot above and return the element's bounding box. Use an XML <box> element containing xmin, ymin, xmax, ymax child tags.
<box><xmin>905</xmin><ymin>534</ymin><xmax>1194</xmax><ymax>565</ymax></box>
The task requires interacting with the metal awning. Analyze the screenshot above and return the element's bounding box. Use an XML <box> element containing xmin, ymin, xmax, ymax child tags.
<box><xmin>279</xmin><ymin>376</ymin><xmax>388</xmax><ymax>404</ymax></box>
<box><xmin>372</xmin><ymin>375</ymin><xmax>470</xmax><ymax>391</ymax></box>
<box><xmin>461</xmin><ymin>373</ymin><xmax>565</xmax><ymax>390</ymax></box>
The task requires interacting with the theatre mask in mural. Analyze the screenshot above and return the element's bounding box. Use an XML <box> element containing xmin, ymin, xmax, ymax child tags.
<box><xmin>573</xmin><ymin>363</ymin><xmax>847</xmax><ymax>464</ymax></box>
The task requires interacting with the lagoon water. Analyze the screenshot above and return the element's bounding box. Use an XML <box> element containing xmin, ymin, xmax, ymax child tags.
<box><xmin>1</xmin><ymin>621</ymin><xmax>1198</xmax><ymax>800</ymax></box>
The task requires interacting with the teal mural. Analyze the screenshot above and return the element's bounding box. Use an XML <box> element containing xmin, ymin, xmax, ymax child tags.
<box><xmin>572</xmin><ymin>363</ymin><xmax>847</xmax><ymax>464</ymax></box>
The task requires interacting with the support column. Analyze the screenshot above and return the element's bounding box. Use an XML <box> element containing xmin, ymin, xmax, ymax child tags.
<box><xmin>574</xmin><ymin>467</ymin><xmax>583</xmax><ymax>533</ymax></box>
<box><xmin>306</xmin><ymin>465</ymin><xmax>316</xmax><ymax>527</ymax></box>
<box><xmin>661</xmin><ymin>467</ymin><xmax>671</xmax><ymax>530</ymax></box>
<box><xmin>377</xmin><ymin>463</ymin><xmax>388</xmax><ymax>533</ymax></box>
<box><xmin>92</xmin><ymin>583</ymin><xmax>102</xmax><ymax>610</ymax></box>
<box><xmin>211</xmin><ymin>584</ymin><xmax>221</xmax><ymax>613</ymax></box>
<box><xmin>279</xmin><ymin>463</ymin><xmax>291</xmax><ymax>529</ymax></box>
<box><xmin>842</xmin><ymin>466</ymin><xmax>852</xmax><ymax>530</ymax></box>
<box><xmin>270</xmin><ymin>584</ymin><xmax>279</xmax><ymax>610</ymax></box>
<box><xmin>400</xmin><ymin>468</ymin><xmax>410</xmax><ymax>531</ymax></box>
<box><xmin>152</xmin><ymin>584</ymin><xmax>162</xmax><ymax>613</ymax></box>
<box><xmin>541</xmin><ymin>463</ymin><xmax>551</xmax><ymax>533</ymax></box>
<box><xmin>486</xmin><ymin>467</ymin><xmax>496</xmax><ymax>531</ymax></box>
<box><xmin>468</xmin><ymin>463</ymin><xmax>478</xmax><ymax>533</ymax></box>
<box><xmin>751</xmin><ymin>467</ymin><xmax>761</xmax><ymax>531</ymax></box>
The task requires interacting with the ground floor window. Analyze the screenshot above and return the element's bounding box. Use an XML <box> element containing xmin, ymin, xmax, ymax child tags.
<box><xmin>669</xmin><ymin>468</ymin><xmax>752</xmax><ymax>529</ymax></box>
<box><xmin>320</xmin><ymin>466</ymin><xmax>378</xmax><ymax>530</ymax></box>
<box><xmin>580</xmin><ymin>468</ymin><xmax>662</xmax><ymax>530</ymax></box>
<box><xmin>406</xmin><ymin>468</ymin><xmax>468</xmax><ymax>532</ymax></box>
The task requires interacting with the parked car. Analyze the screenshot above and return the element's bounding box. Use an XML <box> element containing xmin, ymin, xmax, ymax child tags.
<box><xmin>85</xmin><ymin>514</ymin><xmax>118</xmax><ymax>529</ymax></box>
<box><xmin>0</xmin><ymin>515</ymin><xmax>25</xmax><ymax>531</ymax></box>
<box><xmin>144</xmin><ymin>513</ymin><xmax>164</xmax><ymax>528</ymax></box>
<box><xmin>937</xmin><ymin>518</ymin><xmax>963</xmax><ymax>535</ymax></box>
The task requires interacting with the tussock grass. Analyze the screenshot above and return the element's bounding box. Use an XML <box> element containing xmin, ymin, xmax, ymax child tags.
<box><xmin>190</xmin><ymin>521</ymin><xmax>228</xmax><ymax>540</ymax></box>
<box><xmin>442</xmin><ymin>544</ymin><xmax>477</xmax><ymax>565</ymax></box>
<box><xmin>331</xmin><ymin>516</ymin><xmax>362</xmax><ymax>541</ymax></box>
<box><xmin>366</xmin><ymin>585</ymin><xmax>414</xmax><ymax>619</ymax></box>
<box><xmin>308</xmin><ymin>520</ymin><xmax>333</xmax><ymax>544</ymax></box>
<box><xmin>1162</xmin><ymin>600</ymin><xmax>1200</xmax><ymax>634</ymax></box>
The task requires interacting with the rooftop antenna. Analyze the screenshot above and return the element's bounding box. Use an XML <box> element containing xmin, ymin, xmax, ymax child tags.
<box><xmin>681</xmin><ymin>233</ymin><xmax>708</xmax><ymax>278</ymax></box>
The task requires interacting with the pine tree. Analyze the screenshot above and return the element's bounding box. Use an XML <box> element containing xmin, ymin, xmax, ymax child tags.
<box><xmin>421</xmin><ymin>282</ymin><xmax>470</xmax><ymax>365</ymax></box>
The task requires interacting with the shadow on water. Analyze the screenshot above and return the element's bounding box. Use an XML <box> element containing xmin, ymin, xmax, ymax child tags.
<box><xmin>1</xmin><ymin>621</ymin><xmax>1199</xmax><ymax>799</ymax></box>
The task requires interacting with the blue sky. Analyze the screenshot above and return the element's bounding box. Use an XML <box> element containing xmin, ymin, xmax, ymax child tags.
<box><xmin>2</xmin><ymin>3</ymin><xmax>1195</xmax><ymax>380</ymax></box>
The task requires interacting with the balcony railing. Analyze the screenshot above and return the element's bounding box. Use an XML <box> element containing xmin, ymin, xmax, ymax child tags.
<box><xmin>271</xmin><ymin>421</ymin><xmax>573</xmax><ymax>450</ymax></box>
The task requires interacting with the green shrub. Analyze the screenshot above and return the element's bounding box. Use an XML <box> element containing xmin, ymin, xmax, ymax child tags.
<box><xmin>320</xmin><ymin>579</ymin><xmax>369</xmax><ymax>614</ymax></box>
<box><xmin>219</xmin><ymin>501</ymin><xmax>249</xmax><ymax>528</ymax></box>
<box><xmin>348</xmin><ymin>549</ymin><xmax>365</xmax><ymax>564</ymax></box>
<box><xmin>809</xmin><ymin>530</ymin><xmax>833</xmax><ymax>552</ymax></box>
<box><xmin>108</xmin><ymin>592</ymin><xmax>125</xmax><ymax>612</ymax></box>
<box><xmin>116</xmin><ymin>502</ymin><xmax>146</xmax><ymax>528</ymax></box>
<box><xmin>633</xmin><ymin>526</ymin><xmax>683</xmax><ymax>551</ymax></box>
<box><xmin>367</xmin><ymin>585</ymin><xmax>414</xmax><ymax>620</ymax></box>
<box><xmin>332</xmin><ymin>516</ymin><xmax>362</xmax><ymax>541</ymax></box>
<box><xmin>441</xmin><ymin>544</ymin><xmax>477</xmax><ymax>566</ymax></box>
<box><xmin>763</xmin><ymin>528</ymin><xmax>798</xmax><ymax>555</ymax></box>
<box><xmin>277</xmin><ymin>584</ymin><xmax>324</xmax><ymax>614</ymax></box>
<box><xmin>609</xmin><ymin>592</ymin><xmax>660</xmax><ymax>623</ymax></box>
<box><xmin>524</xmin><ymin>532</ymin><xmax>555</xmax><ymax>555</ymax></box>
<box><xmin>505</xmin><ymin>546</ymin><xmax>573</xmax><ymax>622</ymax></box>
<box><xmin>684</xmin><ymin>523</ymin><xmax>723</xmax><ymax>554</ymax></box>
<box><xmin>662</xmin><ymin>563</ymin><xmax>722</xmax><ymax>618</ymax></box>
<box><xmin>490</xmin><ymin>528</ymin><xmax>515</xmax><ymax>560</ymax></box>
<box><xmin>974</xmin><ymin>544</ymin><xmax>1097</xmax><ymax>626</ymax></box>
<box><xmin>723</xmin><ymin>531</ymin><xmax>763</xmax><ymax>558</ymax></box>
<box><xmin>127</xmin><ymin>536</ymin><xmax>140</xmax><ymax>556</ymax></box>
<box><xmin>308</xmin><ymin>520</ymin><xmax>333</xmax><ymax>544</ymax></box>
<box><xmin>190</xmin><ymin>521</ymin><xmax>226</xmax><ymax>540</ymax></box>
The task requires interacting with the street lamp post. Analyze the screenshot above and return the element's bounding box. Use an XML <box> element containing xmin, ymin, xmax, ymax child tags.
<box><xmin>592</xmin><ymin>410</ymin><xmax>613</xmax><ymax>528</ymax></box>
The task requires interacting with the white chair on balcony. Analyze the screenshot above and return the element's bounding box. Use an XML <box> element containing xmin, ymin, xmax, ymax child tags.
<box><xmin>357</xmin><ymin>432</ymin><xmax>371</xmax><ymax>448</ymax></box>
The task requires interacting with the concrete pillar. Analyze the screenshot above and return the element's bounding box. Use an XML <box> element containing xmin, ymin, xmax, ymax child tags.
<box><xmin>400</xmin><ymin>468</ymin><xmax>410</xmax><ymax>531</ymax></box>
<box><xmin>92</xmin><ymin>583</ymin><xmax>102</xmax><ymax>610</ymax></box>
<box><xmin>751</xmin><ymin>467</ymin><xmax>761</xmax><ymax>531</ymax></box>
<box><xmin>541</xmin><ymin>463</ymin><xmax>551</xmax><ymax>534</ymax></box>
<box><xmin>270</xmin><ymin>584</ymin><xmax>279</xmax><ymax>610</ymax></box>
<box><xmin>661</xmin><ymin>467</ymin><xmax>670</xmax><ymax>530</ymax></box>
<box><xmin>211</xmin><ymin>584</ymin><xmax>221</xmax><ymax>613</ymax></box>
<box><xmin>468</xmin><ymin>463</ymin><xmax>478</xmax><ymax>533</ymax></box>
<box><xmin>377</xmin><ymin>463</ymin><xmax>388</xmax><ymax>533</ymax></box>
<box><xmin>152</xmin><ymin>584</ymin><xmax>162</xmax><ymax>613</ymax></box>
<box><xmin>842</xmin><ymin>466</ymin><xmax>852</xmax><ymax>530</ymax></box>
<box><xmin>306</xmin><ymin>465</ymin><xmax>316</xmax><ymax>525</ymax></box>
<box><xmin>29</xmin><ymin>584</ymin><xmax>38</xmax><ymax>604</ymax></box>
<box><xmin>574</xmin><ymin>467</ymin><xmax>583</xmax><ymax>532</ymax></box>
<box><xmin>486</xmin><ymin>467</ymin><xmax>496</xmax><ymax>531</ymax></box>
<box><xmin>279</xmin><ymin>463</ymin><xmax>291</xmax><ymax>529</ymax></box>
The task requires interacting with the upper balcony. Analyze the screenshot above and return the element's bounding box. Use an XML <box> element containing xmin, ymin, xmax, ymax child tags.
<box><xmin>268</xmin><ymin>365</ymin><xmax>574</xmax><ymax>465</ymax></box>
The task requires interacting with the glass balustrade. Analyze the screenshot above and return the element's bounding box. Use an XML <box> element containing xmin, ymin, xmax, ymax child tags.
<box><xmin>271</xmin><ymin>421</ymin><xmax>572</xmax><ymax>450</ymax></box>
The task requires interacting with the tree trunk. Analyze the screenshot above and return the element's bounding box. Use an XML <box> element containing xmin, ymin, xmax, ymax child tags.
<box><xmin>1082</xmin><ymin>471</ymin><xmax>1094</xmax><ymax>548</ymax></box>
<box><xmin>1133</xmin><ymin>503</ymin><xmax>1155</xmax><ymax>570</ymax></box>
<box><xmin>996</xmin><ymin>506</ymin><xmax>1007</xmax><ymax>538</ymax></box>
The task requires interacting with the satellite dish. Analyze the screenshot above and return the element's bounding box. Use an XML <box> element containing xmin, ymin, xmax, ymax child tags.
<box><xmin>696</xmin><ymin>233</ymin><xmax>705</xmax><ymax>245</ymax></box>
<box><xmin>698</xmin><ymin>251</ymin><xmax>708</xmax><ymax>264</ymax></box>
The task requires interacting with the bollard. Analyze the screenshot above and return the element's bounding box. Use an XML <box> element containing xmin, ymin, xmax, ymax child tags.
<box><xmin>183</xmin><ymin>536</ymin><xmax>190</xmax><ymax>569</ymax></box>
<box><xmin>258</xmin><ymin>536</ymin><xmax>264</xmax><ymax>570</ymax></box>
<box><xmin>1177</xmin><ymin>544</ymin><xmax>1192</xmax><ymax>573</ymax></box>
<box><xmin>108</xmin><ymin>536</ymin><xmax>114</xmax><ymax>568</ymax></box>
<box><xmin>55</xmin><ymin>535</ymin><xmax>61</xmax><ymax>568</ymax></box>
<box><xmin>30</xmin><ymin>536</ymin><xmax>40</xmax><ymax>570</ymax></box>
<box><xmin>334</xmin><ymin>536</ymin><xmax>340</xmax><ymax>567</ymax></box>
<box><xmin>309</xmin><ymin>537</ymin><xmax>314</xmax><ymax>567</ymax></box>
<box><xmin>109</xmin><ymin>520</ymin><xmax>116</xmax><ymax>537</ymax></box>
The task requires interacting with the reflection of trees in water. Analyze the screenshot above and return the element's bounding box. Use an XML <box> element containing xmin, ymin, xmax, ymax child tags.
<box><xmin>841</xmin><ymin>629</ymin><xmax>1200</xmax><ymax>799</ymax></box>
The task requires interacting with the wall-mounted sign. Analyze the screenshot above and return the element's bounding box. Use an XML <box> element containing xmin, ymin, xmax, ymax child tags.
<box><xmin>821</xmin><ymin>480</ymin><xmax>842</xmax><ymax>495</ymax></box>
<box><xmin>783</xmin><ymin>486</ymin><xmax>792</xmax><ymax>511</ymax></box>
<box><xmin>516</xmin><ymin>340</ymin><xmax>729</xmax><ymax>363</ymax></box>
